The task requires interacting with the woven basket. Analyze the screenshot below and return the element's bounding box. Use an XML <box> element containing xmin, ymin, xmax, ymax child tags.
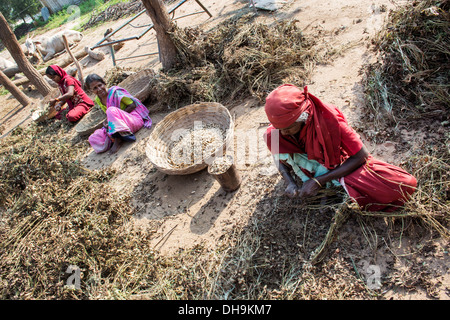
<box><xmin>31</xmin><ymin>89</ymin><xmax>61</xmax><ymax>122</ymax></box>
<box><xmin>74</xmin><ymin>104</ymin><xmax>106</xmax><ymax>136</ymax></box>
<box><xmin>117</xmin><ymin>68</ymin><xmax>155</xmax><ymax>102</ymax></box>
<box><xmin>146</xmin><ymin>102</ymin><xmax>234</xmax><ymax>175</ymax></box>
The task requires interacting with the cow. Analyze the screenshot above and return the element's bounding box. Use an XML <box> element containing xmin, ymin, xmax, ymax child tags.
<box><xmin>0</xmin><ymin>56</ymin><xmax>15</xmax><ymax>71</ymax></box>
<box><xmin>24</xmin><ymin>29</ymin><xmax>83</xmax><ymax>62</ymax></box>
<box><xmin>0</xmin><ymin>55</ymin><xmax>57</xmax><ymax>89</ymax></box>
<box><xmin>0</xmin><ymin>57</ymin><xmax>22</xmax><ymax>79</ymax></box>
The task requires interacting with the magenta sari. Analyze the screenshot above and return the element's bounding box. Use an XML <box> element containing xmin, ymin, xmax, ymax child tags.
<box><xmin>88</xmin><ymin>86</ymin><xmax>152</xmax><ymax>153</ymax></box>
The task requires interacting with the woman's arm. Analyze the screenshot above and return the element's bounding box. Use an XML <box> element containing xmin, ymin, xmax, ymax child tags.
<box><xmin>50</xmin><ymin>86</ymin><xmax>75</xmax><ymax>109</ymax></box>
<box><xmin>275</xmin><ymin>157</ymin><xmax>300</xmax><ymax>198</ymax></box>
<box><xmin>298</xmin><ymin>145</ymin><xmax>369</xmax><ymax>198</ymax></box>
<box><xmin>123</xmin><ymin>101</ymin><xmax>137</xmax><ymax>113</ymax></box>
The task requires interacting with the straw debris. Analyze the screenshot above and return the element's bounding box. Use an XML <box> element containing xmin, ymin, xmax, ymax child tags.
<box><xmin>0</xmin><ymin>122</ymin><xmax>158</xmax><ymax>299</ymax></box>
<box><xmin>360</xmin><ymin>0</ymin><xmax>449</xmax><ymax>240</ymax></box>
<box><xmin>149</xmin><ymin>14</ymin><xmax>323</xmax><ymax>108</ymax></box>
<box><xmin>362</xmin><ymin>0</ymin><xmax>449</xmax><ymax>127</ymax></box>
<box><xmin>81</xmin><ymin>0</ymin><xmax>145</xmax><ymax>30</ymax></box>
<box><xmin>103</xmin><ymin>66</ymin><xmax>140</xmax><ymax>87</ymax></box>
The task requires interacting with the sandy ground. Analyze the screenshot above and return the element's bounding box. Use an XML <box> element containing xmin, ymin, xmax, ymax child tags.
<box><xmin>0</xmin><ymin>0</ymin><xmax>448</xmax><ymax>299</ymax></box>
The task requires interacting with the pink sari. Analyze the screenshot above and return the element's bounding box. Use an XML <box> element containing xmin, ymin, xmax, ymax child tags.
<box><xmin>88</xmin><ymin>86</ymin><xmax>152</xmax><ymax>153</ymax></box>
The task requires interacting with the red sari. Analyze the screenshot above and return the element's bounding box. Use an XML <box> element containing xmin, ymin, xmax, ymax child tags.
<box><xmin>264</xmin><ymin>84</ymin><xmax>417</xmax><ymax>212</ymax></box>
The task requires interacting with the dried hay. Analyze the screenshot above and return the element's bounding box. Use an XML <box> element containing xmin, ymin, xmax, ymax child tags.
<box><xmin>359</xmin><ymin>0</ymin><xmax>449</xmax><ymax>243</ymax></box>
<box><xmin>397</xmin><ymin>143</ymin><xmax>450</xmax><ymax>239</ymax></box>
<box><xmin>81</xmin><ymin>0</ymin><xmax>145</xmax><ymax>30</ymax></box>
<box><xmin>103</xmin><ymin>66</ymin><xmax>140</xmax><ymax>87</ymax></box>
<box><xmin>0</xmin><ymin>122</ymin><xmax>158</xmax><ymax>299</ymax></box>
<box><xmin>362</xmin><ymin>0</ymin><xmax>449</xmax><ymax>127</ymax></box>
<box><xmin>150</xmin><ymin>14</ymin><xmax>321</xmax><ymax>108</ymax></box>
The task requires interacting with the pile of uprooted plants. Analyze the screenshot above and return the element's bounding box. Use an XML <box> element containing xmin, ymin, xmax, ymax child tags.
<box><xmin>362</xmin><ymin>0</ymin><xmax>449</xmax><ymax>130</ymax></box>
<box><xmin>360</xmin><ymin>0</ymin><xmax>449</xmax><ymax>236</ymax></box>
<box><xmin>358</xmin><ymin>2</ymin><xmax>449</xmax><ymax>244</ymax></box>
<box><xmin>146</xmin><ymin>13</ymin><xmax>324</xmax><ymax>108</ymax></box>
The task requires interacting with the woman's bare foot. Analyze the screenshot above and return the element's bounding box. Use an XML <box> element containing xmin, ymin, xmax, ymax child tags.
<box><xmin>109</xmin><ymin>138</ymin><xmax>123</xmax><ymax>154</ymax></box>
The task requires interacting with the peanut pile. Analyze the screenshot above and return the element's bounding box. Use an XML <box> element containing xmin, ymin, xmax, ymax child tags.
<box><xmin>208</xmin><ymin>156</ymin><xmax>233</xmax><ymax>174</ymax></box>
<box><xmin>168</xmin><ymin>124</ymin><xmax>225</xmax><ymax>168</ymax></box>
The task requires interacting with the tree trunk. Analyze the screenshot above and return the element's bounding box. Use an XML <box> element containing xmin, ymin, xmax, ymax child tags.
<box><xmin>0</xmin><ymin>12</ymin><xmax>52</xmax><ymax>97</ymax></box>
<box><xmin>0</xmin><ymin>70</ymin><xmax>30</xmax><ymax>107</ymax></box>
<box><xmin>141</xmin><ymin>0</ymin><xmax>179</xmax><ymax>70</ymax></box>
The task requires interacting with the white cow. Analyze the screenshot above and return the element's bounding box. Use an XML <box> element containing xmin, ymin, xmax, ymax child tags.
<box><xmin>0</xmin><ymin>56</ymin><xmax>16</xmax><ymax>70</ymax></box>
<box><xmin>25</xmin><ymin>29</ymin><xmax>83</xmax><ymax>62</ymax></box>
<box><xmin>0</xmin><ymin>55</ymin><xmax>55</xmax><ymax>88</ymax></box>
<box><xmin>0</xmin><ymin>56</ymin><xmax>29</xmax><ymax>86</ymax></box>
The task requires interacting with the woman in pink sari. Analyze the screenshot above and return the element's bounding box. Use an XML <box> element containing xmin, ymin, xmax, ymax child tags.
<box><xmin>85</xmin><ymin>74</ymin><xmax>152</xmax><ymax>154</ymax></box>
<box><xmin>264</xmin><ymin>84</ymin><xmax>417</xmax><ymax>212</ymax></box>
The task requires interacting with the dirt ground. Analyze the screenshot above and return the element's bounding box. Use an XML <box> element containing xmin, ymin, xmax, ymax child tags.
<box><xmin>0</xmin><ymin>0</ymin><xmax>448</xmax><ymax>299</ymax></box>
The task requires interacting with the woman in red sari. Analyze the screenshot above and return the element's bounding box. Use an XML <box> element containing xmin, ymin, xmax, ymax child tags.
<box><xmin>264</xmin><ymin>84</ymin><xmax>417</xmax><ymax>212</ymax></box>
<box><xmin>46</xmin><ymin>65</ymin><xmax>94</xmax><ymax>122</ymax></box>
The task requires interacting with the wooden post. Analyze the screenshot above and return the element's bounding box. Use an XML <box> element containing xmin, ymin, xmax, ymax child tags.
<box><xmin>0</xmin><ymin>70</ymin><xmax>30</xmax><ymax>107</ymax></box>
<box><xmin>62</xmin><ymin>35</ymin><xmax>84</xmax><ymax>87</ymax></box>
<box><xmin>193</xmin><ymin>0</ymin><xmax>213</xmax><ymax>17</ymax></box>
<box><xmin>208</xmin><ymin>155</ymin><xmax>241</xmax><ymax>192</ymax></box>
<box><xmin>141</xmin><ymin>0</ymin><xmax>179</xmax><ymax>70</ymax></box>
<box><xmin>0</xmin><ymin>12</ymin><xmax>52</xmax><ymax>97</ymax></box>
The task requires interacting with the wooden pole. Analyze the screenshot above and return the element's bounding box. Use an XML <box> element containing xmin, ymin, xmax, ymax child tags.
<box><xmin>208</xmin><ymin>156</ymin><xmax>241</xmax><ymax>192</ymax></box>
<box><xmin>0</xmin><ymin>70</ymin><xmax>30</xmax><ymax>106</ymax></box>
<box><xmin>141</xmin><ymin>0</ymin><xmax>179</xmax><ymax>70</ymax></box>
<box><xmin>0</xmin><ymin>12</ymin><xmax>52</xmax><ymax>97</ymax></box>
<box><xmin>62</xmin><ymin>35</ymin><xmax>84</xmax><ymax>87</ymax></box>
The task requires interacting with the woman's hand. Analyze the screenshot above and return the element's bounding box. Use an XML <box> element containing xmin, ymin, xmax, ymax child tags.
<box><xmin>309</xmin><ymin>146</ymin><xmax>369</xmax><ymax>187</ymax></box>
<box><xmin>298</xmin><ymin>179</ymin><xmax>321</xmax><ymax>198</ymax></box>
<box><xmin>285</xmin><ymin>182</ymin><xmax>299</xmax><ymax>198</ymax></box>
<box><xmin>123</xmin><ymin>102</ymin><xmax>137</xmax><ymax>114</ymax></box>
<box><xmin>49</xmin><ymin>99</ymin><xmax>57</xmax><ymax>107</ymax></box>
<box><xmin>276</xmin><ymin>159</ymin><xmax>299</xmax><ymax>198</ymax></box>
<box><xmin>51</xmin><ymin>86</ymin><xmax>73</xmax><ymax>109</ymax></box>
<box><xmin>54</xmin><ymin>102</ymin><xmax>63</xmax><ymax>112</ymax></box>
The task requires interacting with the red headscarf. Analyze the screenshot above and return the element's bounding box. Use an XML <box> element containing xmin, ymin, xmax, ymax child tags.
<box><xmin>48</xmin><ymin>64</ymin><xmax>95</xmax><ymax>115</ymax></box>
<box><xmin>264</xmin><ymin>84</ymin><xmax>343</xmax><ymax>169</ymax></box>
<box><xmin>49</xmin><ymin>65</ymin><xmax>80</xmax><ymax>87</ymax></box>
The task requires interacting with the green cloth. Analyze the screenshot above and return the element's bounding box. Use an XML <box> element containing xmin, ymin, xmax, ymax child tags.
<box><xmin>274</xmin><ymin>153</ymin><xmax>341</xmax><ymax>187</ymax></box>
<box><xmin>95</xmin><ymin>96</ymin><xmax>133</xmax><ymax>113</ymax></box>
